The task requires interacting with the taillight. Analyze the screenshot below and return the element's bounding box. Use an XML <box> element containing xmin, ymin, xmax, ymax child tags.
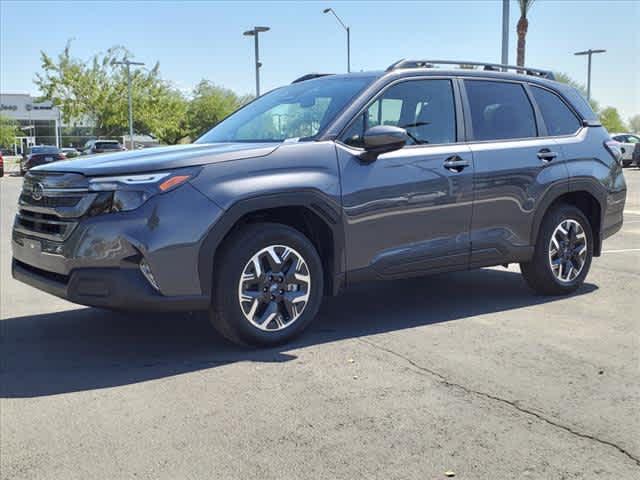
<box><xmin>58</xmin><ymin>153</ymin><xmax>66</xmax><ymax>160</ymax></box>
<box><xmin>604</xmin><ymin>140</ymin><xmax>623</xmax><ymax>164</ymax></box>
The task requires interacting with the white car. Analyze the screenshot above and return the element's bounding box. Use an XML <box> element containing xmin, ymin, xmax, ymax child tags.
<box><xmin>611</xmin><ymin>133</ymin><xmax>640</xmax><ymax>167</ymax></box>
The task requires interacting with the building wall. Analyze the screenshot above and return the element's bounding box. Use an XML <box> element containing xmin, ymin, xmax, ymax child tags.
<box><xmin>0</xmin><ymin>93</ymin><xmax>60</xmax><ymax>148</ymax></box>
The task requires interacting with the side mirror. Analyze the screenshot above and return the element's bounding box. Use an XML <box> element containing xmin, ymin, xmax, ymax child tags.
<box><xmin>360</xmin><ymin>125</ymin><xmax>408</xmax><ymax>162</ymax></box>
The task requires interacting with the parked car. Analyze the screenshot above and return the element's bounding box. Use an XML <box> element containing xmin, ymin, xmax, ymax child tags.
<box><xmin>20</xmin><ymin>146</ymin><xmax>66</xmax><ymax>175</ymax></box>
<box><xmin>61</xmin><ymin>147</ymin><xmax>80</xmax><ymax>158</ymax></box>
<box><xmin>610</xmin><ymin>133</ymin><xmax>640</xmax><ymax>167</ymax></box>
<box><xmin>0</xmin><ymin>152</ymin><xmax>4</xmax><ymax>177</ymax></box>
<box><xmin>81</xmin><ymin>139</ymin><xmax>126</xmax><ymax>155</ymax></box>
<box><xmin>12</xmin><ymin>60</ymin><xmax>627</xmax><ymax>346</ymax></box>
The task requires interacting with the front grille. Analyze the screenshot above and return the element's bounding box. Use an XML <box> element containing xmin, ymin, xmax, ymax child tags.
<box><xmin>19</xmin><ymin>192</ymin><xmax>82</xmax><ymax>208</ymax></box>
<box><xmin>15</xmin><ymin>209</ymin><xmax>78</xmax><ymax>241</ymax></box>
<box><xmin>16</xmin><ymin>172</ymin><xmax>91</xmax><ymax>241</ymax></box>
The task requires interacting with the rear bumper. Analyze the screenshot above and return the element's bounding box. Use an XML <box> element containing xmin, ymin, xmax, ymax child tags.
<box><xmin>601</xmin><ymin>183</ymin><xmax>626</xmax><ymax>248</ymax></box>
<box><xmin>12</xmin><ymin>259</ymin><xmax>209</xmax><ymax>311</ymax></box>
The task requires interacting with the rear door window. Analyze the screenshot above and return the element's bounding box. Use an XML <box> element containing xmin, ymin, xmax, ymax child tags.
<box><xmin>464</xmin><ymin>80</ymin><xmax>537</xmax><ymax>141</ymax></box>
<box><xmin>530</xmin><ymin>86</ymin><xmax>581</xmax><ymax>136</ymax></box>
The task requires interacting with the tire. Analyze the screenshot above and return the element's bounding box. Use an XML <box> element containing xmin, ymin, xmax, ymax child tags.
<box><xmin>209</xmin><ymin>222</ymin><xmax>324</xmax><ymax>347</ymax></box>
<box><xmin>520</xmin><ymin>204</ymin><xmax>593</xmax><ymax>296</ymax></box>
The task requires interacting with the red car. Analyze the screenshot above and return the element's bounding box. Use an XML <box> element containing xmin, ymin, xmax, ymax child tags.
<box><xmin>0</xmin><ymin>152</ymin><xmax>4</xmax><ymax>177</ymax></box>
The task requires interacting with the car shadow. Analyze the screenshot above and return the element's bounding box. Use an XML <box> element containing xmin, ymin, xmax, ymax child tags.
<box><xmin>1</xmin><ymin>268</ymin><xmax>597</xmax><ymax>398</ymax></box>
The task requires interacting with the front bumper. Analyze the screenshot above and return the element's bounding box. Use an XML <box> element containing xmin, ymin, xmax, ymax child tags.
<box><xmin>12</xmin><ymin>181</ymin><xmax>223</xmax><ymax>309</ymax></box>
<box><xmin>12</xmin><ymin>259</ymin><xmax>208</xmax><ymax>311</ymax></box>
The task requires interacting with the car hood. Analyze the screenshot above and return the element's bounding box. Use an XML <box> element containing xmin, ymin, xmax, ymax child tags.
<box><xmin>32</xmin><ymin>143</ymin><xmax>280</xmax><ymax>176</ymax></box>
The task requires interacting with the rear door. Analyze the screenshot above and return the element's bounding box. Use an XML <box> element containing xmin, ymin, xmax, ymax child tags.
<box><xmin>462</xmin><ymin>79</ymin><xmax>570</xmax><ymax>267</ymax></box>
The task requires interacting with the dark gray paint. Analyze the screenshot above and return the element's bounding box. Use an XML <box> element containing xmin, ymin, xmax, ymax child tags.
<box><xmin>13</xmin><ymin>183</ymin><xmax>222</xmax><ymax>297</ymax></box>
<box><xmin>39</xmin><ymin>143</ymin><xmax>280</xmax><ymax>176</ymax></box>
<box><xmin>467</xmin><ymin>137</ymin><xmax>570</xmax><ymax>266</ymax></box>
<box><xmin>12</xmin><ymin>68</ymin><xmax>626</xmax><ymax>310</ymax></box>
<box><xmin>337</xmin><ymin>142</ymin><xmax>474</xmax><ymax>275</ymax></box>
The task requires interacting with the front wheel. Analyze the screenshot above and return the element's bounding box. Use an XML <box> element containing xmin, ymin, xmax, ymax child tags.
<box><xmin>210</xmin><ymin>222</ymin><xmax>324</xmax><ymax>346</ymax></box>
<box><xmin>520</xmin><ymin>204</ymin><xmax>593</xmax><ymax>296</ymax></box>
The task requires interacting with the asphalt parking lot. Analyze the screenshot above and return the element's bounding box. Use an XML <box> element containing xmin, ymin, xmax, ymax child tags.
<box><xmin>1</xmin><ymin>168</ymin><xmax>639</xmax><ymax>479</ymax></box>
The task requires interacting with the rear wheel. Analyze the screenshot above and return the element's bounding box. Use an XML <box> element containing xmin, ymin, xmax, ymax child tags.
<box><xmin>210</xmin><ymin>222</ymin><xmax>324</xmax><ymax>346</ymax></box>
<box><xmin>520</xmin><ymin>204</ymin><xmax>593</xmax><ymax>295</ymax></box>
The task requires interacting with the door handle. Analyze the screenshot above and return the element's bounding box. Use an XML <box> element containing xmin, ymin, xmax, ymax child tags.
<box><xmin>443</xmin><ymin>156</ymin><xmax>470</xmax><ymax>172</ymax></box>
<box><xmin>537</xmin><ymin>149</ymin><xmax>558</xmax><ymax>162</ymax></box>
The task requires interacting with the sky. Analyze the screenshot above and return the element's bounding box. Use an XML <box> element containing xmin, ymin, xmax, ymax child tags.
<box><xmin>1</xmin><ymin>0</ymin><xmax>638</xmax><ymax>120</ymax></box>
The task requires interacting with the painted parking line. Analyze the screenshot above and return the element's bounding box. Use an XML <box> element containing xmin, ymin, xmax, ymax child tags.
<box><xmin>603</xmin><ymin>248</ymin><xmax>640</xmax><ymax>254</ymax></box>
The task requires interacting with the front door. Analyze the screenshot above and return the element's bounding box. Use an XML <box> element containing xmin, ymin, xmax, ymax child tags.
<box><xmin>336</xmin><ymin>78</ymin><xmax>474</xmax><ymax>279</ymax></box>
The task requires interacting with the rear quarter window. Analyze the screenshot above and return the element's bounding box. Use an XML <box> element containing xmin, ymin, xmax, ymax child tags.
<box><xmin>530</xmin><ymin>86</ymin><xmax>581</xmax><ymax>136</ymax></box>
<box><xmin>464</xmin><ymin>80</ymin><xmax>537</xmax><ymax>141</ymax></box>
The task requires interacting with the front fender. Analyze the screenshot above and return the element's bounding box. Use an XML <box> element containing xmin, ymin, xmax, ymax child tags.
<box><xmin>190</xmin><ymin>142</ymin><xmax>344</xmax><ymax>298</ymax></box>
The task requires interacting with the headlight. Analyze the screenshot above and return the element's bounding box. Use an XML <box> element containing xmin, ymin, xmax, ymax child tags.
<box><xmin>87</xmin><ymin>167</ymin><xmax>200</xmax><ymax>214</ymax></box>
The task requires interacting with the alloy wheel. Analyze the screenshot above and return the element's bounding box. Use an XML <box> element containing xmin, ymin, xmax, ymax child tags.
<box><xmin>548</xmin><ymin>219</ymin><xmax>587</xmax><ymax>283</ymax></box>
<box><xmin>237</xmin><ymin>245</ymin><xmax>311</xmax><ymax>331</ymax></box>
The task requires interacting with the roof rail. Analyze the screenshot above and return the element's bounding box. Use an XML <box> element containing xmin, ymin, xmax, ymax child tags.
<box><xmin>292</xmin><ymin>73</ymin><xmax>334</xmax><ymax>84</ymax></box>
<box><xmin>386</xmin><ymin>59</ymin><xmax>555</xmax><ymax>80</ymax></box>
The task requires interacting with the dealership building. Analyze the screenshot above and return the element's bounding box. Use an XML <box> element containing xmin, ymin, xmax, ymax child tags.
<box><xmin>0</xmin><ymin>93</ymin><xmax>62</xmax><ymax>153</ymax></box>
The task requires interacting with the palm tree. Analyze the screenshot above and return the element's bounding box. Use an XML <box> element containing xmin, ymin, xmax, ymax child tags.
<box><xmin>516</xmin><ymin>0</ymin><xmax>535</xmax><ymax>67</ymax></box>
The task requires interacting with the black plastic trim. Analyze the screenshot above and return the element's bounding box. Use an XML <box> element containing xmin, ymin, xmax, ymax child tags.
<box><xmin>12</xmin><ymin>259</ymin><xmax>209</xmax><ymax>312</ymax></box>
<box><xmin>197</xmin><ymin>191</ymin><xmax>345</xmax><ymax>299</ymax></box>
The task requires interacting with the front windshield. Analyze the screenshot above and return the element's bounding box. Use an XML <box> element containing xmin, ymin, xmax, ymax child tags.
<box><xmin>196</xmin><ymin>76</ymin><xmax>373</xmax><ymax>143</ymax></box>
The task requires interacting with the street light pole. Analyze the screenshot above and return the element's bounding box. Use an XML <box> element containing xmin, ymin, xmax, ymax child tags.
<box><xmin>113</xmin><ymin>58</ymin><xmax>145</xmax><ymax>150</ymax></box>
<box><xmin>243</xmin><ymin>26</ymin><xmax>270</xmax><ymax>97</ymax></box>
<box><xmin>501</xmin><ymin>0</ymin><xmax>509</xmax><ymax>68</ymax></box>
<box><xmin>574</xmin><ymin>49</ymin><xmax>606</xmax><ymax>101</ymax></box>
<box><xmin>323</xmin><ymin>8</ymin><xmax>351</xmax><ymax>73</ymax></box>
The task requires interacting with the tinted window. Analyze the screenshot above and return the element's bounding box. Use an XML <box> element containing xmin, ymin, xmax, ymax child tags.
<box><xmin>95</xmin><ymin>142</ymin><xmax>121</xmax><ymax>150</ymax></box>
<box><xmin>531</xmin><ymin>86</ymin><xmax>581</xmax><ymax>136</ymax></box>
<box><xmin>465</xmin><ymin>80</ymin><xmax>537</xmax><ymax>140</ymax></box>
<box><xmin>342</xmin><ymin>79</ymin><xmax>456</xmax><ymax>147</ymax></box>
<box><xmin>30</xmin><ymin>146</ymin><xmax>59</xmax><ymax>154</ymax></box>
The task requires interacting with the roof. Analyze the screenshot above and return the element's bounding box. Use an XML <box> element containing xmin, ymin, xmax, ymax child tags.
<box><xmin>292</xmin><ymin>61</ymin><xmax>599</xmax><ymax>125</ymax></box>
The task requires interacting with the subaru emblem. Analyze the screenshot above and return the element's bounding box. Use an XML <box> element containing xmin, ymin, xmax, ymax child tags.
<box><xmin>31</xmin><ymin>182</ymin><xmax>44</xmax><ymax>201</ymax></box>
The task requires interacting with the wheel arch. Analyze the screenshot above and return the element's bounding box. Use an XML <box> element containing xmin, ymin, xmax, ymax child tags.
<box><xmin>531</xmin><ymin>180</ymin><xmax>605</xmax><ymax>257</ymax></box>
<box><xmin>198</xmin><ymin>191</ymin><xmax>345</xmax><ymax>300</ymax></box>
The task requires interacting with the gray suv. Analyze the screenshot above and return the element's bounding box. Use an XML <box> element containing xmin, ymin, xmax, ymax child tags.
<box><xmin>12</xmin><ymin>60</ymin><xmax>627</xmax><ymax>346</ymax></box>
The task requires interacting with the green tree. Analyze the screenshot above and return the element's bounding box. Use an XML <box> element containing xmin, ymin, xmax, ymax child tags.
<box><xmin>186</xmin><ymin>80</ymin><xmax>252</xmax><ymax>139</ymax></box>
<box><xmin>599</xmin><ymin>107</ymin><xmax>627</xmax><ymax>132</ymax></box>
<box><xmin>517</xmin><ymin>0</ymin><xmax>535</xmax><ymax>67</ymax></box>
<box><xmin>0</xmin><ymin>114</ymin><xmax>20</xmax><ymax>148</ymax></box>
<box><xmin>138</xmin><ymin>87</ymin><xmax>188</xmax><ymax>145</ymax></box>
<box><xmin>628</xmin><ymin>114</ymin><xmax>640</xmax><ymax>133</ymax></box>
<box><xmin>35</xmin><ymin>42</ymin><xmax>188</xmax><ymax>144</ymax></box>
<box><xmin>554</xmin><ymin>72</ymin><xmax>600</xmax><ymax>113</ymax></box>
